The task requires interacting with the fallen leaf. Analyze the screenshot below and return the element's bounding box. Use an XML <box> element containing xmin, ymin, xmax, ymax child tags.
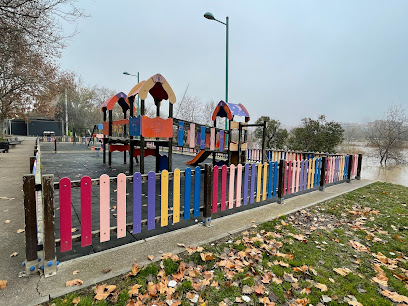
<box><xmin>73</xmin><ymin>270</ymin><xmax>79</xmax><ymax>275</ymax></box>
<box><xmin>300</xmin><ymin>288</ymin><xmax>311</xmax><ymax>294</ymax></box>
<box><xmin>259</xmin><ymin>296</ymin><xmax>272</xmax><ymax>304</ymax></box>
<box><xmin>71</xmin><ymin>228</ymin><xmax>77</xmax><ymax>233</ymax></box>
<box><xmin>147</xmin><ymin>282</ymin><xmax>157</xmax><ymax>296</ymax></box>
<box><xmin>177</xmin><ymin>243</ymin><xmax>185</xmax><ymax>248</ymax></box>
<box><xmin>348</xmin><ymin>240</ymin><xmax>369</xmax><ymax>253</ymax></box>
<box><xmin>333</xmin><ymin>267</ymin><xmax>351</xmax><ymax>276</ymax></box>
<box><xmin>348</xmin><ymin>301</ymin><xmax>363</xmax><ymax>306</ymax></box>
<box><xmin>283</xmin><ymin>273</ymin><xmax>298</xmax><ymax>283</ymax></box>
<box><xmin>102</xmin><ymin>268</ymin><xmax>111</xmax><ymax>274</ymax></box>
<box><xmin>147</xmin><ymin>255</ymin><xmax>154</xmax><ymax>261</ymax></box>
<box><xmin>296</xmin><ymin>298</ymin><xmax>310</xmax><ymax>305</ymax></box>
<box><xmin>129</xmin><ymin>284</ymin><xmax>141</xmax><ymax>297</ymax></box>
<box><xmin>9</xmin><ymin>252</ymin><xmax>18</xmax><ymax>257</ymax></box>
<box><xmin>16</xmin><ymin>229</ymin><xmax>24</xmax><ymax>233</ymax></box>
<box><xmin>72</xmin><ymin>297</ymin><xmax>80</xmax><ymax>305</ymax></box>
<box><xmin>0</xmin><ymin>280</ymin><xmax>7</xmax><ymax>290</ymax></box>
<box><xmin>94</xmin><ymin>284</ymin><xmax>116</xmax><ymax>300</ymax></box>
<box><xmin>66</xmin><ymin>279</ymin><xmax>83</xmax><ymax>287</ymax></box>
<box><xmin>200</xmin><ymin>252</ymin><xmax>215</xmax><ymax>261</ymax></box>
<box><xmin>381</xmin><ymin>290</ymin><xmax>408</xmax><ymax>303</ymax></box>
<box><xmin>254</xmin><ymin>283</ymin><xmax>265</xmax><ymax>295</ymax></box>
<box><xmin>4</xmin><ymin>220</ymin><xmax>11</xmax><ymax>224</ymax></box>
<box><xmin>315</xmin><ymin>283</ymin><xmax>328</xmax><ymax>292</ymax></box>
<box><xmin>242</xmin><ymin>285</ymin><xmax>253</xmax><ymax>294</ymax></box>
<box><xmin>128</xmin><ymin>263</ymin><xmax>141</xmax><ymax>276</ymax></box>
<box><xmin>273</xmin><ymin>260</ymin><xmax>289</xmax><ymax>267</ymax></box>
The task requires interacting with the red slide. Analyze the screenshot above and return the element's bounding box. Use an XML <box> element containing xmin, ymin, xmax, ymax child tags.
<box><xmin>186</xmin><ymin>150</ymin><xmax>213</xmax><ymax>165</ymax></box>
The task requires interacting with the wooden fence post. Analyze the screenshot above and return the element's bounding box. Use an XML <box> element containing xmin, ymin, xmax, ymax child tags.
<box><xmin>23</xmin><ymin>175</ymin><xmax>39</xmax><ymax>275</ymax></box>
<box><xmin>319</xmin><ymin>156</ymin><xmax>327</xmax><ymax>191</ymax></box>
<box><xmin>42</xmin><ymin>175</ymin><xmax>57</xmax><ymax>277</ymax></box>
<box><xmin>203</xmin><ymin>164</ymin><xmax>213</xmax><ymax>227</ymax></box>
<box><xmin>30</xmin><ymin>156</ymin><xmax>35</xmax><ymax>173</ymax></box>
<box><xmin>356</xmin><ymin>154</ymin><xmax>363</xmax><ymax>180</ymax></box>
<box><xmin>347</xmin><ymin>154</ymin><xmax>353</xmax><ymax>183</ymax></box>
<box><xmin>277</xmin><ymin>160</ymin><xmax>285</xmax><ymax>204</ymax></box>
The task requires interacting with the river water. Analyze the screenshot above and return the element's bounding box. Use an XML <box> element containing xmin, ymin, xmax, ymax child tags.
<box><xmin>340</xmin><ymin>143</ymin><xmax>408</xmax><ymax>187</ymax></box>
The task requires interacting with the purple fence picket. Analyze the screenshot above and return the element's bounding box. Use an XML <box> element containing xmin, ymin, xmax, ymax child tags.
<box><xmin>147</xmin><ymin>171</ymin><xmax>155</xmax><ymax>230</ymax></box>
<box><xmin>133</xmin><ymin>172</ymin><xmax>142</xmax><ymax>234</ymax></box>
<box><xmin>243</xmin><ymin>164</ymin><xmax>249</xmax><ymax>205</ymax></box>
<box><xmin>250</xmin><ymin>164</ymin><xmax>256</xmax><ymax>204</ymax></box>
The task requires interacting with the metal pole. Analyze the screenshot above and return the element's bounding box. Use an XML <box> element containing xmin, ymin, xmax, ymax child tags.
<box><xmin>225</xmin><ymin>16</ymin><xmax>229</xmax><ymax>143</ymax></box>
<box><xmin>65</xmin><ymin>89</ymin><xmax>68</xmax><ymax>136</ymax></box>
<box><xmin>137</xmin><ymin>72</ymin><xmax>140</xmax><ymax>117</ymax></box>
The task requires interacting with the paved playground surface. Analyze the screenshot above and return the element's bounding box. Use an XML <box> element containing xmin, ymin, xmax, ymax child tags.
<box><xmin>0</xmin><ymin>137</ymin><xmax>373</xmax><ymax>306</ymax></box>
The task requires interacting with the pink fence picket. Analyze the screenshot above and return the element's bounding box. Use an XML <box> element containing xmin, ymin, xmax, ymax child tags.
<box><xmin>220</xmin><ymin>165</ymin><xmax>227</xmax><ymax>211</ymax></box>
<box><xmin>100</xmin><ymin>174</ymin><xmax>110</xmax><ymax>242</ymax></box>
<box><xmin>60</xmin><ymin>177</ymin><xmax>72</xmax><ymax>252</ymax></box>
<box><xmin>229</xmin><ymin>164</ymin><xmax>235</xmax><ymax>209</ymax></box>
<box><xmin>212</xmin><ymin>166</ymin><xmax>219</xmax><ymax>213</ymax></box>
<box><xmin>117</xmin><ymin>173</ymin><xmax>126</xmax><ymax>239</ymax></box>
<box><xmin>236</xmin><ymin>164</ymin><xmax>242</xmax><ymax>207</ymax></box>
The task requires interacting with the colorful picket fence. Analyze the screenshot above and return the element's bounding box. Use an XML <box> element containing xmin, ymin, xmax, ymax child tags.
<box><xmin>55</xmin><ymin>155</ymin><xmax>360</xmax><ymax>253</ymax></box>
<box><xmin>23</xmin><ymin>143</ymin><xmax>362</xmax><ymax>275</ymax></box>
<box><xmin>40</xmin><ymin>136</ymin><xmax>91</xmax><ymax>143</ymax></box>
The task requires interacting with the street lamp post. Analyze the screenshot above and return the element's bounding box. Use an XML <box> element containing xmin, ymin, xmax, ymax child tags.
<box><xmin>204</xmin><ymin>12</ymin><xmax>229</xmax><ymax>135</ymax></box>
<box><xmin>123</xmin><ymin>71</ymin><xmax>140</xmax><ymax>116</ymax></box>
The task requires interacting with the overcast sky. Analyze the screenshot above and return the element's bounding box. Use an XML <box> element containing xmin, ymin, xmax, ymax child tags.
<box><xmin>59</xmin><ymin>0</ymin><xmax>408</xmax><ymax>126</ymax></box>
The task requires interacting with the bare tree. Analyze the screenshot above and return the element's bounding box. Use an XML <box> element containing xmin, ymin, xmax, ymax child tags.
<box><xmin>0</xmin><ymin>0</ymin><xmax>84</xmax><ymax>137</ymax></box>
<box><xmin>174</xmin><ymin>95</ymin><xmax>203</xmax><ymax>123</ymax></box>
<box><xmin>366</xmin><ymin>106</ymin><xmax>408</xmax><ymax>165</ymax></box>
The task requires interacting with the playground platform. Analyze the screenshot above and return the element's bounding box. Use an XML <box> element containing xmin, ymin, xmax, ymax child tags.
<box><xmin>0</xmin><ymin>137</ymin><xmax>373</xmax><ymax>306</ymax></box>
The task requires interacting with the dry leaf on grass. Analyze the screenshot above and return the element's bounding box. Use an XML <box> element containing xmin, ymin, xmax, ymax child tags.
<box><xmin>147</xmin><ymin>282</ymin><xmax>157</xmax><ymax>296</ymax></box>
<box><xmin>315</xmin><ymin>283</ymin><xmax>328</xmax><ymax>292</ymax></box>
<box><xmin>200</xmin><ymin>252</ymin><xmax>214</xmax><ymax>261</ymax></box>
<box><xmin>94</xmin><ymin>284</ymin><xmax>116</xmax><ymax>300</ymax></box>
<box><xmin>300</xmin><ymin>288</ymin><xmax>311</xmax><ymax>294</ymax></box>
<box><xmin>128</xmin><ymin>284</ymin><xmax>141</xmax><ymax>297</ymax></box>
<box><xmin>295</xmin><ymin>298</ymin><xmax>310</xmax><ymax>306</ymax></box>
<box><xmin>128</xmin><ymin>263</ymin><xmax>141</xmax><ymax>277</ymax></box>
<box><xmin>72</xmin><ymin>297</ymin><xmax>80</xmax><ymax>305</ymax></box>
<box><xmin>0</xmin><ymin>280</ymin><xmax>7</xmax><ymax>290</ymax></box>
<box><xmin>333</xmin><ymin>267</ymin><xmax>351</xmax><ymax>276</ymax></box>
<box><xmin>348</xmin><ymin>240</ymin><xmax>370</xmax><ymax>253</ymax></box>
<box><xmin>147</xmin><ymin>255</ymin><xmax>154</xmax><ymax>261</ymax></box>
<box><xmin>273</xmin><ymin>260</ymin><xmax>289</xmax><ymax>267</ymax></box>
<box><xmin>253</xmin><ymin>283</ymin><xmax>265</xmax><ymax>295</ymax></box>
<box><xmin>66</xmin><ymin>279</ymin><xmax>83</xmax><ymax>287</ymax></box>
<box><xmin>259</xmin><ymin>296</ymin><xmax>273</xmax><ymax>304</ymax></box>
<box><xmin>348</xmin><ymin>301</ymin><xmax>363</xmax><ymax>306</ymax></box>
<box><xmin>283</xmin><ymin>273</ymin><xmax>298</xmax><ymax>283</ymax></box>
<box><xmin>381</xmin><ymin>290</ymin><xmax>408</xmax><ymax>303</ymax></box>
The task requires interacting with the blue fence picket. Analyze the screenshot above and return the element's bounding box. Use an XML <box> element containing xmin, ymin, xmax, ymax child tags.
<box><xmin>268</xmin><ymin>162</ymin><xmax>273</xmax><ymax>199</ymax></box>
<box><xmin>273</xmin><ymin>161</ymin><xmax>278</xmax><ymax>197</ymax></box>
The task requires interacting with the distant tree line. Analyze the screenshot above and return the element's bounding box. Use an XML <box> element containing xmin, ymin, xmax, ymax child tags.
<box><xmin>253</xmin><ymin>115</ymin><xmax>344</xmax><ymax>153</ymax></box>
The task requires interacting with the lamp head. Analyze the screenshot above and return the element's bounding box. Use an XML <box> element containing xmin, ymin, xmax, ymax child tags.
<box><xmin>123</xmin><ymin>72</ymin><xmax>130</xmax><ymax>75</ymax></box>
<box><xmin>204</xmin><ymin>12</ymin><xmax>215</xmax><ymax>20</ymax></box>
